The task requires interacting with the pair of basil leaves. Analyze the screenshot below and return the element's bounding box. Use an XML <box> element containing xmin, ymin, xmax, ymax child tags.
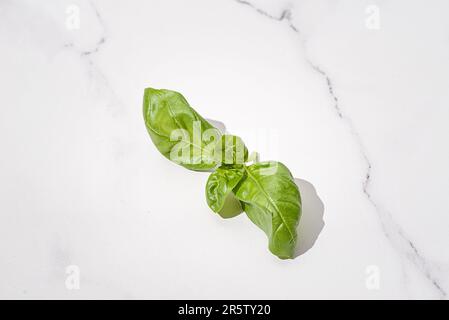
<box><xmin>143</xmin><ymin>88</ymin><xmax>301</xmax><ymax>259</ymax></box>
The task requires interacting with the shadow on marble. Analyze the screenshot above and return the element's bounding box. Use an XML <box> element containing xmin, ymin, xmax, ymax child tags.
<box><xmin>205</xmin><ymin>118</ymin><xmax>227</xmax><ymax>134</ymax></box>
<box><xmin>206</xmin><ymin>118</ymin><xmax>325</xmax><ymax>258</ymax></box>
<box><xmin>293</xmin><ymin>178</ymin><xmax>325</xmax><ymax>258</ymax></box>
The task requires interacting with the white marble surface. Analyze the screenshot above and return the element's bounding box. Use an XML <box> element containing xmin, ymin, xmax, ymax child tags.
<box><xmin>1</xmin><ymin>0</ymin><xmax>449</xmax><ymax>299</ymax></box>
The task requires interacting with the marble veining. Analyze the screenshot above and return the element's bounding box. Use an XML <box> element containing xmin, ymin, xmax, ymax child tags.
<box><xmin>233</xmin><ymin>0</ymin><xmax>447</xmax><ymax>298</ymax></box>
<box><xmin>1</xmin><ymin>0</ymin><xmax>448</xmax><ymax>299</ymax></box>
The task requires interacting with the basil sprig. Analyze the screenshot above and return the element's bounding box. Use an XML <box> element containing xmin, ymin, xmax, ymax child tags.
<box><xmin>143</xmin><ymin>88</ymin><xmax>301</xmax><ymax>259</ymax></box>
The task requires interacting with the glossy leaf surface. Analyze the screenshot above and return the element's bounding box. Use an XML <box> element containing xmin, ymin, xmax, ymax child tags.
<box><xmin>234</xmin><ymin>162</ymin><xmax>301</xmax><ymax>259</ymax></box>
<box><xmin>143</xmin><ymin>88</ymin><xmax>220</xmax><ymax>171</ymax></box>
<box><xmin>205</xmin><ymin>165</ymin><xmax>244</xmax><ymax>218</ymax></box>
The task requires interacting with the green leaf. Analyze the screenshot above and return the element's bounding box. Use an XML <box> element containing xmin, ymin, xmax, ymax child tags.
<box><xmin>143</xmin><ymin>87</ymin><xmax>303</xmax><ymax>259</ymax></box>
<box><xmin>234</xmin><ymin>162</ymin><xmax>301</xmax><ymax>259</ymax></box>
<box><xmin>205</xmin><ymin>165</ymin><xmax>245</xmax><ymax>218</ymax></box>
<box><xmin>215</xmin><ymin>134</ymin><xmax>249</xmax><ymax>165</ymax></box>
<box><xmin>143</xmin><ymin>88</ymin><xmax>221</xmax><ymax>171</ymax></box>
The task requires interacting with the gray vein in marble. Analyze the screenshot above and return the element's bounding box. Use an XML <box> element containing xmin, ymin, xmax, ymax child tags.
<box><xmin>81</xmin><ymin>36</ymin><xmax>105</xmax><ymax>56</ymax></box>
<box><xmin>235</xmin><ymin>0</ymin><xmax>297</xmax><ymax>31</ymax></box>
<box><xmin>81</xmin><ymin>0</ymin><xmax>107</xmax><ymax>56</ymax></box>
<box><xmin>234</xmin><ymin>0</ymin><xmax>446</xmax><ymax>298</ymax></box>
<box><xmin>64</xmin><ymin>0</ymin><xmax>123</xmax><ymax>113</ymax></box>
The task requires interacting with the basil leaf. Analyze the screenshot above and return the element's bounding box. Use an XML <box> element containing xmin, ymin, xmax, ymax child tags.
<box><xmin>205</xmin><ymin>165</ymin><xmax>244</xmax><ymax>218</ymax></box>
<box><xmin>143</xmin><ymin>87</ymin><xmax>303</xmax><ymax>259</ymax></box>
<box><xmin>234</xmin><ymin>161</ymin><xmax>301</xmax><ymax>259</ymax></box>
<box><xmin>215</xmin><ymin>135</ymin><xmax>249</xmax><ymax>165</ymax></box>
<box><xmin>143</xmin><ymin>88</ymin><xmax>221</xmax><ymax>171</ymax></box>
